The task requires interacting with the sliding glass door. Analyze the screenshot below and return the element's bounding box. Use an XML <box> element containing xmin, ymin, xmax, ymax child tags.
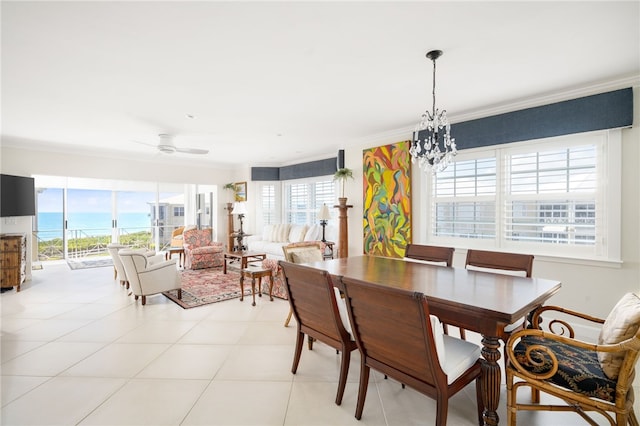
<box><xmin>66</xmin><ymin>189</ymin><xmax>112</xmax><ymax>259</ymax></box>
<box><xmin>34</xmin><ymin>187</ymin><xmax>65</xmax><ymax>261</ymax></box>
<box><xmin>33</xmin><ymin>176</ymin><xmax>192</xmax><ymax>261</ymax></box>
<box><xmin>116</xmin><ymin>190</ymin><xmax>155</xmax><ymax>249</ymax></box>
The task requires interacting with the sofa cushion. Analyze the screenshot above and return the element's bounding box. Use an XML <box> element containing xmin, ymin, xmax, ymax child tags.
<box><xmin>288</xmin><ymin>225</ymin><xmax>308</xmax><ymax>243</ymax></box>
<box><xmin>597</xmin><ymin>292</ymin><xmax>640</xmax><ymax>379</ymax></box>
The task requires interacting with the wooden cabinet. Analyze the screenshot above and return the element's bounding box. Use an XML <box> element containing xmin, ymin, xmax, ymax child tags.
<box><xmin>1</xmin><ymin>234</ymin><xmax>26</xmax><ymax>291</ymax></box>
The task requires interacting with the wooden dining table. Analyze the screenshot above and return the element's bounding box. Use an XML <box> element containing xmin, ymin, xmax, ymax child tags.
<box><xmin>305</xmin><ymin>255</ymin><xmax>562</xmax><ymax>426</ymax></box>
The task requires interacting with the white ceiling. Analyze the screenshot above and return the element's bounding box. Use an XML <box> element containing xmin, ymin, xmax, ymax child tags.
<box><xmin>2</xmin><ymin>1</ymin><xmax>639</xmax><ymax>168</ymax></box>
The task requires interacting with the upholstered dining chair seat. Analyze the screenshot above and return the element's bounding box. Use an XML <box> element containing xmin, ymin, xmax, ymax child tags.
<box><xmin>513</xmin><ymin>334</ymin><xmax>617</xmax><ymax>402</ymax></box>
<box><xmin>440</xmin><ymin>334</ymin><xmax>483</xmax><ymax>385</ymax></box>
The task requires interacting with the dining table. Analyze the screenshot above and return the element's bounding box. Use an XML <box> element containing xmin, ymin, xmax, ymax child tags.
<box><xmin>305</xmin><ymin>255</ymin><xmax>562</xmax><ymax>426</ymax></box>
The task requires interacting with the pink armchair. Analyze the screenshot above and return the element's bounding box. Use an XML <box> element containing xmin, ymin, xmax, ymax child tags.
<box><xmin>183</xmin><ymin>229</ymin><xmax>224</xmax><ymax>270</ymax></box>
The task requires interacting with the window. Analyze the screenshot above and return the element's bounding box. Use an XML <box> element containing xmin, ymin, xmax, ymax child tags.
<box><xmin>432</xmin><ymin>157</ymin><xmax>496</xmax><ymax>239</ymax></box>
<box><xmin>428</xmin><ymin>130</ymin><xmax>620</xmax><ymax>261</ymax></box>
<box><xmin>173</xmin><ymin>206</ymin><xmax>184</xmax><ymax>217</ymax></box>
<box><xmin>261</xmin><ymin>184</ymin><xmax>276</xmax><ymax>225</ymax></box>
<box><xmin>284</xmin><ymin>177</ymin><xmax>335</xmax><ymax>225</ymax></box>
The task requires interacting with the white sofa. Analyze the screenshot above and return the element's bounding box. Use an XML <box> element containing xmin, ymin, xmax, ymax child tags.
<box><xmin>247</xmin><ymin>224</ymin><xmax>335</xmax><ymax>260</ymax></box>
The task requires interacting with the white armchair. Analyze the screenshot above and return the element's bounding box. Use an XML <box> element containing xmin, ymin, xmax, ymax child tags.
<box><xmin>107</xmin><ymin>244</ymin><xmax>163</xmax><ymax>289</ymax></box>
<box><xmin>119</xmin><ymin>249</ymin><xmax>182</xmax><ymax>305</ymax></box>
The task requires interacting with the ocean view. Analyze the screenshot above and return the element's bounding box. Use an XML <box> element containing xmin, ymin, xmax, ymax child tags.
<box><xmin>37</xmin><ymin>212</ymin><xmax>152</xmax><ymax>238</ymax></box>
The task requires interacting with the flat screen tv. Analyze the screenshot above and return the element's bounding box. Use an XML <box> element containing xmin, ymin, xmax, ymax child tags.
<box><xmin>1</xmin><ymin>174</ymin><xmax>36</xmax><ymax>217</ymax></box>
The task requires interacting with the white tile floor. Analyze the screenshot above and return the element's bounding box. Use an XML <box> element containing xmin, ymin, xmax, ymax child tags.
<box><xmin>0</xmin><ymin>262</ymin><xmax>632</xmax><ymax>425</ymax></box>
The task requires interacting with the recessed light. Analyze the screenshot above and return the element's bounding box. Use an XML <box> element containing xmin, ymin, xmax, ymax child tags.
<box><xmin>186</xmin><ymin>114</ymin><xmax>196</xmax><ymax>119</ymax></box>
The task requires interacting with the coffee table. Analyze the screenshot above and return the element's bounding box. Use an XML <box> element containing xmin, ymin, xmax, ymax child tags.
<box><xmin>223</xmin><ymin>251</ymin><xmax>267</xmax><ymax>274</ymax></box>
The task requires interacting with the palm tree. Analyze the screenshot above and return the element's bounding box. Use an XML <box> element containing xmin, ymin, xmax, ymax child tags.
<box><xmin>333</xmin><ymin>168</ymin><xmax>354</xmax><ymax>199</ymax></box>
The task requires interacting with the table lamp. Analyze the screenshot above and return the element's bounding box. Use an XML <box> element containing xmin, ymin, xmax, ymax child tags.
<box><xmin>232</xmin><ymin>202</ymin><xmax>248</xmax><ymax>251</ymax></box>
<box><xmin>318</xmin><ymin>204</ymin><xmax>331</xmax><ymax>242</ymax></box>
<box><xmin>232</xmin><ymin>202</ymin><xmax>247</xmax><ymax>234</ymax></box>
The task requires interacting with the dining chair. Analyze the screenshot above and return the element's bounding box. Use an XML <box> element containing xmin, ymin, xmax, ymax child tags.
<box><xmin>281</xmin><ymin>241</ymin><xmax>325</xmax><ymax>327</ymax></box>
<box><xmin>404</xmin><ymin>244</ymin><xmax>463</xmax><ymax>338</ymax></box>
<box><xmin>340</xmin><ymin>275</ymin><xmax>484</xmax><ymax>425</ymax></box>
<box><xmin>465</xmin><ymin>249</ymin><xmax>533</xmax><ymax>277</ymax></box>
<box><xmin>464</xmin><ymin>249</ymin><xmax>535</xmax><ymax>343</ymax></box>
<box><xmin>404</xmin><ymin>243</ymin><xmax>454</xmax><ymax>267</ymax></box>
<box><xmin>279</xmin><ymin>261</ymin><xmax>357</xmax><ymax>406</ymax></box>
<box><xmin>506</xmin><ymin>292</ymin><xmax>640</xmax><ymax>425</ymax></box>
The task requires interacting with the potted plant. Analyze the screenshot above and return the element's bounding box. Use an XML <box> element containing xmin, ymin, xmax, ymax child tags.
<box><xmin>223</xmin><ymin>183</ymin><xmax>235</xmax><ymax>204</ymax></box>
<box><xmin>333</xmin><ymin>168</ymin><xmax>354</xmax><ymax>201</ymax></box>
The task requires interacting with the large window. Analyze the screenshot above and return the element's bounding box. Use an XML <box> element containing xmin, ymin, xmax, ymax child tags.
<box><xmin>284</xmin><ymin>177</ymin><xmax>335</xmax><ymax>225</ymax></box>
<box><xmin>428</xmin><ymin>130</ymin><xmax>620</xmax><ymax>261</ymax></box>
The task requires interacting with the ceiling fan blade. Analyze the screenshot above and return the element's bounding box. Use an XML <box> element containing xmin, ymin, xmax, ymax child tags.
<box><xmin>132</xmin><ymin>140</ymin><xmax>157</xmax><ymax>148</ymax></box>
<box><xmin>175</xmin><ymin>147</ymin><xmax>209</xmax><ymax>155</ymax></box>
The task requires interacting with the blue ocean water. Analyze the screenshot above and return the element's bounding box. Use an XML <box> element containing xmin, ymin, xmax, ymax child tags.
<box><xmin>37</xmin><ymin>212</ymin><xmax>152</xmax><ymax>238</ymax></box>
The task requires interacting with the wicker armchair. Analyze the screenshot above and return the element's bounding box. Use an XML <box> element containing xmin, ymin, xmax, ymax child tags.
<box><xmin>506</xmin><ymin>293</ymin><xmax>640</xmax><ymax>425</ymax></box>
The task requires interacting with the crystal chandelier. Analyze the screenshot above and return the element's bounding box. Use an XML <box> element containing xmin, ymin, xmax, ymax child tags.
<box><xmin>409</xmin><ymin>49</ymin><xmax>457</xmax><ymax>174</ymax></box>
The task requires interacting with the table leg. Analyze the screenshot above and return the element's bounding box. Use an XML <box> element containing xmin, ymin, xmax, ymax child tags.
<box><xmin>239</xmin><ymin>273</ymin><xmax>245</xmax><ymax>302</ymax></box>
<box><xmin>268</xmin><ymin>273</ymin><xmax>273</xmax><ymax>301</ymax></box>
<box><xmin>258</xmin><ymin>277</ymin><xmax>262</xmax><ymax>297</ymax></box>
<box><xmin>223</xmin><ymin>256</ymin><xmax>228</xmax><ymax>274</ymax></box>
<box><xmin>480</xmin><ymin>335</ymin><xmax>501</xmax><ymax>426</ymax></box>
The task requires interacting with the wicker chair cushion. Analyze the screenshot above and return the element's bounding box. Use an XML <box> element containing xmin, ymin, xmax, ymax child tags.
<box><xmin>597</xmin><ymin>292</ymin><xmax>640</xmax><ymax>380</ymax></box>
<box><xmin>514</xmin><ymin>335</ymin><xmax>617</xmax><ymax>402</ymax></box>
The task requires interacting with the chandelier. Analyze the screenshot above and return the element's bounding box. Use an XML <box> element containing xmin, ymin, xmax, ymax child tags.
<box><xmin>409</xmin><ymin>49</ymin><xmax>457</xmax><ymax>174</ymax></box>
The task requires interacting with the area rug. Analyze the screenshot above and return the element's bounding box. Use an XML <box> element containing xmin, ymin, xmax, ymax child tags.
<box><xmin>67</xmin><ymin>258</ymin><xmax>113</xmax><ymax>270</ymax></box>
<box><xmin>163</xmin><ymin>268</ymin><xmax>254</xmax><ymax>309</ymax></box>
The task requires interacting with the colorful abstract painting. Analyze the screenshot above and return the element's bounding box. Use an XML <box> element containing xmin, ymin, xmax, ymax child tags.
<box><xmin>363</xmin><ymin>141</ymin><xmax>411</xmax><ymax>258</ymax></box>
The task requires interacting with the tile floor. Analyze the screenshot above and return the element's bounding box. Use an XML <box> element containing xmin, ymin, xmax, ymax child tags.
<box><xmin>0</xmin><ymin>262</ymin><xmax>632</xmax><ymax>425</ymax></box>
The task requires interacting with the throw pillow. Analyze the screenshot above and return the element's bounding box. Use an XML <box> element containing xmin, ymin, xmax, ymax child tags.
<box><xmin>262</xmin><ymin>224</ymin><xmax>274</xmax><ymax>241</ymax></box>
<box><xmin>597</xmin><ymin>292</ymin><xmax>640</xmax><ymax>379</ymax></box>
<box><xmin>304</xmin><ymin>224</ymin><xmax>322</xmax><ymax>241</ymax></box>
<box><xmin>291</xmin><ymin>249</ymin><xmax>323</xmax><ymax>264</ymax></box>
<box><xmin>288</xmin><ymin>225</ymin><xmax>308</xmax><ymax>243</ymax></box>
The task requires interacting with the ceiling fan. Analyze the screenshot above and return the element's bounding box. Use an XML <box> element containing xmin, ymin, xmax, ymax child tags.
<box><xmin>136</xmin><ymin>134</ymin><xmax>209</xmax><ymax>155</ymax></box>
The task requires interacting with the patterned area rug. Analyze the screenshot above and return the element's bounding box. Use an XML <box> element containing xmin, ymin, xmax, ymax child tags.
<box><xmin>163</xmin><ymin>268</ymin><xmax>253</xmax><ymax>309</ymax></box>
<box><xmin>67</xmin><ymin>258</ymin><xmax>113</xmax><ymax>270</ymax></box>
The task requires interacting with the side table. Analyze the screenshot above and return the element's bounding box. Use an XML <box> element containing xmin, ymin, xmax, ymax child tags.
<box><xmin>322</xmin><ymin>241</ymin><xmax>335</xmax><ymax>260</ymax></box>
<box><xmin>239</xmin><ymin>267</ymin><xmax>274</xmax><ymax>306</ymax></box>
<box><xmin>223</xmin><ymin>251</ymin><xmax>266</xmax><ymax>274</ymax></box>
<box><xmin>165</xmin><ymin>247</ymin><xmax>184</xmax><ymax>268</ymax></box>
